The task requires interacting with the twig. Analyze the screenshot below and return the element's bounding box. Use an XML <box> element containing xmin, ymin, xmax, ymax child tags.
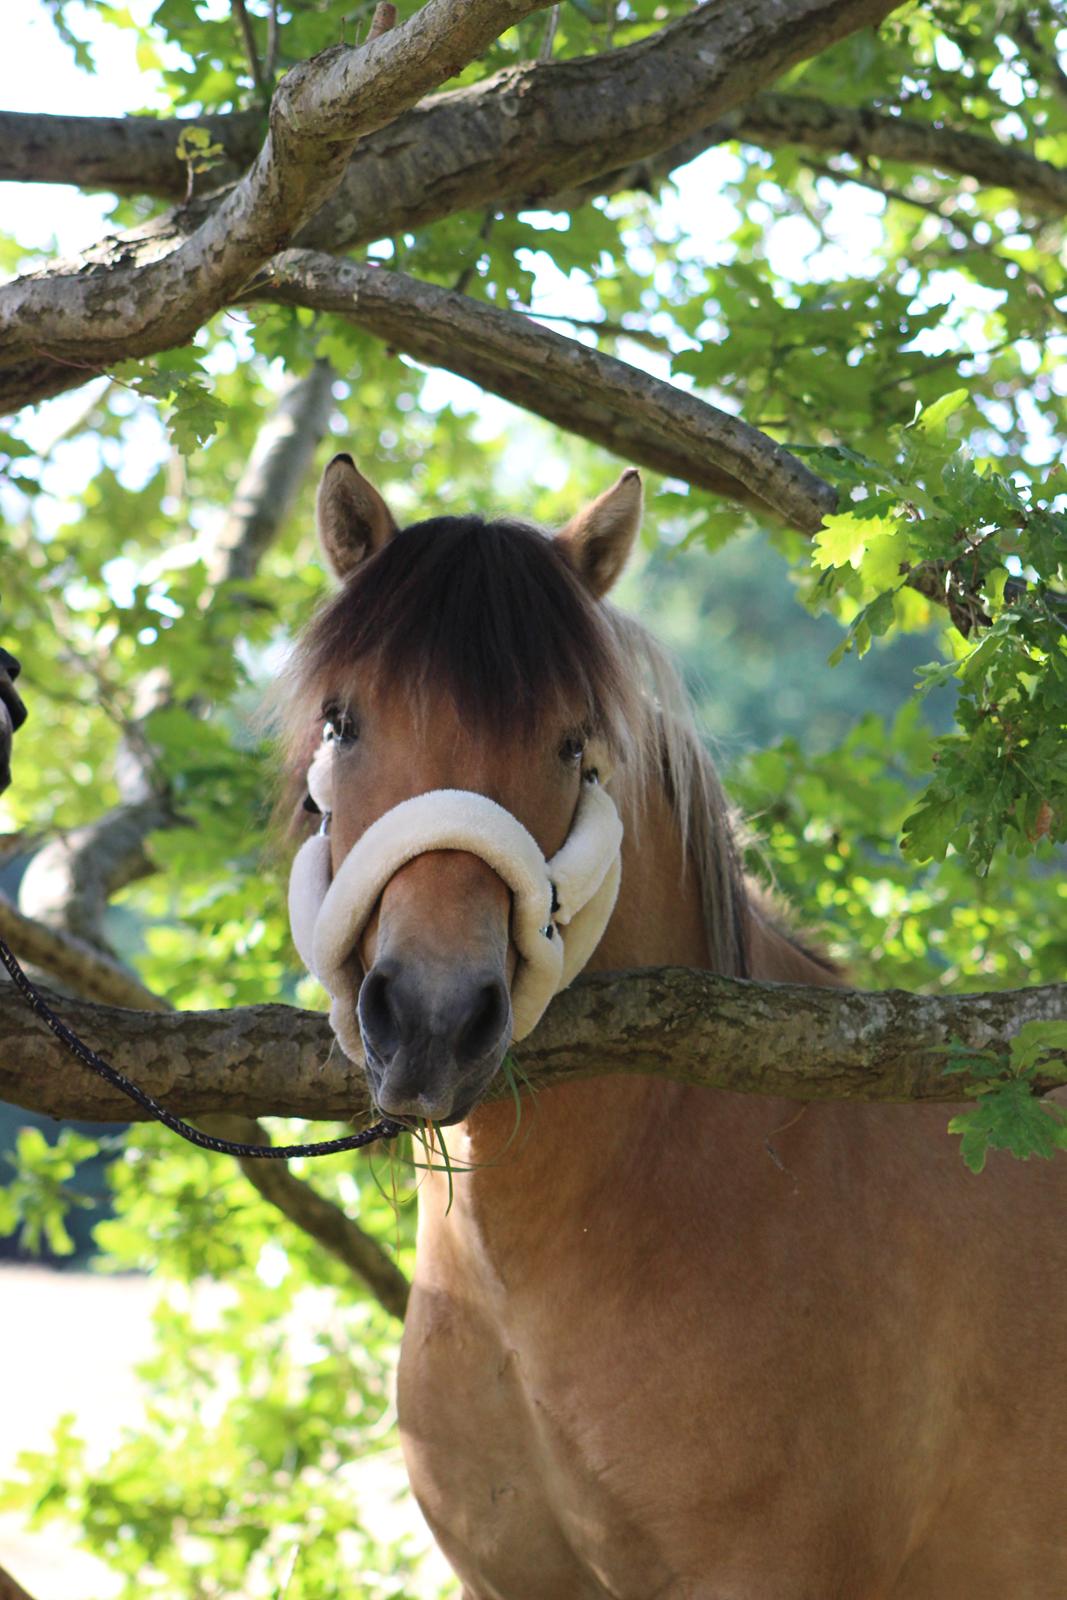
<box><xmin>452</xmin><ymin>209</ymin><xmax>497</xmax><ymax>294</ymax></box>
<box><xmin>232</xmin><ymin>0</ymin><xmax>268</xmax><ymax>103</ymax></box>
<box><xmin>539</xmin><ymin>3</ymin><xmax>560</xmax><ymax>60</ymax></box>
<box><xmin>265</xmin><ymin>0</ymin><xmax>281</xmax><ymax>81</ymax></box>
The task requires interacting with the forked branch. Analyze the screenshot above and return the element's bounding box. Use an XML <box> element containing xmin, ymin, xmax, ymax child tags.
<box><xmin>0</xmin><ymin>0</ymin><xmax>550</xmax><ymax>378</ymax></box>
<box><xmin>0</xmin><ymin>0</ymin><xmax>901</xmax><ymax>415</ymax></box>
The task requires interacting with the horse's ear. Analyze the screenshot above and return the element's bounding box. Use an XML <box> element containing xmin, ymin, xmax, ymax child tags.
<box><xmin>557</xmin><ymin>469</ymin><xmax>643</xmax><ymax>598</ymax></box>
<box><xmin>316</xmin><ymin>453</ymin><xmax>398</xmax><ymax>578</ymax></box>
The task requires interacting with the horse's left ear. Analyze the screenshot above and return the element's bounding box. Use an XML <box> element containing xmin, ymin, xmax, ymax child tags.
<box><xmin>557</xmin><ymin>469</ymin><xmax>643</xmax><ymax>598</ymax></box>
<box><xmin>316</xmin><ymin>453</ymin><xmax>398</xmax><ymax>579</ymax></box>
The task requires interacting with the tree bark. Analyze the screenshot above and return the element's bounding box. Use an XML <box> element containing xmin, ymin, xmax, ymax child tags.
<box><xmin>0</xmin><ymin>0</ymin><xmax>552</xmax><ymax>379</ymax></box>
<box><xmin>2</xmin><ymin>968</ymin><xmax>1063</xmax><ymax>1125</ymax></box>
<box><xmin>0</xmin><ymin>0</ymin><xmax>902</xmax><ymax>416</ymax></box>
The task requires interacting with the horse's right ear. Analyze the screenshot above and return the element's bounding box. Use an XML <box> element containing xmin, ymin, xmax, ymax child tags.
<box><xmin>316</xmin><ymin>454</ymin><xmax>398</xmax><ymax>578</ymax></box>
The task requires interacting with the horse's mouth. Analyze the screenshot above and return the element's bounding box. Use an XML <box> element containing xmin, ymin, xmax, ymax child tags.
<box><xmin>361</xmin><ymin>1038</ymin><xmax>504</xmax><ymax>1128</ymax></box>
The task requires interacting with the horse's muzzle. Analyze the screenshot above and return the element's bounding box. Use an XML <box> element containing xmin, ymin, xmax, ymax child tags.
<box><xmin>357</xmin><ymin>958</ymin><xmax>512</xmax><ymax>1123</ymax></box>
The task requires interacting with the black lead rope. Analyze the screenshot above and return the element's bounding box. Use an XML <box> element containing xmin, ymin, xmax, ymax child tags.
<box><xmin>0</xmin><ymin>935</ymin><xmax>403</xmax><ymax>1160</ymax></box>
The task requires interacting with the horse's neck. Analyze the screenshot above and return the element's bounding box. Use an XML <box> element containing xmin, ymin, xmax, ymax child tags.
<box><xmin>433</xmin><ymin>772</ymin><xmax>838</xmax><ymax>1250</ymax></box>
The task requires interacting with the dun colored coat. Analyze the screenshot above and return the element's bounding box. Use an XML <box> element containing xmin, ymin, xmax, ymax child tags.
<box><xmin>280</xmin><ymin>454</ymin><xmax>1066</xmax><ymax>1600</ymax></box>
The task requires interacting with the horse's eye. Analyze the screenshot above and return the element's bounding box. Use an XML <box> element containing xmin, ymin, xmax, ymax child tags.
<box><xmin>560</xmin><ymin>734</ymin><xmax>585</xmax><ymax>766</ymax></box>
<box><xmin>322</xmin><ymin>705</ymin><xmax>358</xmax><ymax>746</ymax></box>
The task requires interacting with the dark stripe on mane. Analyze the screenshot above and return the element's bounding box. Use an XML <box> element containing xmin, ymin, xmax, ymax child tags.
<box><xmin>299</xmin><ymin>515</ymin><xmax>632</xmax><ymax>746</ymax></box>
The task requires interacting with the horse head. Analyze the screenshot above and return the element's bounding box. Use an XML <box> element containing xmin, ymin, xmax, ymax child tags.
<box><xmin>284</xmin><ymin>454</ymin><xmax>643</xmax><ymax>1125</ymax></box>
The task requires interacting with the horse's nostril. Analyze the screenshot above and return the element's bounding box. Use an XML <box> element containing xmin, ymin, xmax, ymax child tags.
<box><xmin>359</xmin><ymin>965</ymin><xmax>401</xmax><ymax>1060</ymax></box>
<box><xmin>456</xmin><ymin>979</ymin><xmax>510</xmax><ymax>1065</ymax></box>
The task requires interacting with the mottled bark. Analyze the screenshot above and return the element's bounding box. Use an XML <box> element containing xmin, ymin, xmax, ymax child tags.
<box><xmin>2</xmin><ymin>969</ymin><xmax>1063</xmax><ymax>1125</ymax></box>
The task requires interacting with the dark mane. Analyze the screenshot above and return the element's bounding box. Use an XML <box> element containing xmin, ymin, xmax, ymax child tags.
<box><xmin>298</xmin><ymin>515</ymin><xmax>632</xmax><ymax>747</ymax></box>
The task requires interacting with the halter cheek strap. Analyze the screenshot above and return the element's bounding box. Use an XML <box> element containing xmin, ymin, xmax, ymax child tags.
<box><xmin>288</xmin><ymin>766</ymin><xmax>623</xmax><ymax>1044</ymax></box>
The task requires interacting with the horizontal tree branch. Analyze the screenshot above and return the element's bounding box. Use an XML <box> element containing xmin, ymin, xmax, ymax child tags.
<box><xmin>0</xmin><ymin>0</ymin><xmax>550</xmax><ymax>378</ymax></box>
<box><xmin>0</xmin><ymin>108</ymin><xmax>263</xmax><ymax>196</ymax></box>
<box><xmin>2</xmin><ymin>968</ymin><xmax>1063</xmax><ymax>1126</ymax></box>
<box><xmin>732</xmin><ymin>92</ymin><xmax>1067</xmax><ymax>215</ymax></box>
<box><xmin>257</xmin><ymin>251</ymin><xmax>837</xmax><ymax>530</ymax></box>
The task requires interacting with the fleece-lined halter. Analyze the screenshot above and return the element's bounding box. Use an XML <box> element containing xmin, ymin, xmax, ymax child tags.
<box><xmin>288</xmin><ymin>734</ymin><xmax>624</xmax><ymax>1044</ymax></box>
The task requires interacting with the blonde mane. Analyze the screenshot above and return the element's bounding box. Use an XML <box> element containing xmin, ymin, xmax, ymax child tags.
<box><xmin>602</xmin><ymin>605</ymin><xmax>750</xmax><ymax>978</ymax></box>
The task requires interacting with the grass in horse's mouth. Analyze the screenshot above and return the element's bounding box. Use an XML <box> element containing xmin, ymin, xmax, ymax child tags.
<box><xmin>395</xmin><ymin>1054</ymin><xmax>532</xmax><ymax>1211</ymax></box>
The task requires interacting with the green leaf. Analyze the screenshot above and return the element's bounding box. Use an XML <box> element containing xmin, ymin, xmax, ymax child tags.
<box><xmin>915</xmin><ymin>387</ymin><xmax>969</xmax><ymax>435</ymax></box>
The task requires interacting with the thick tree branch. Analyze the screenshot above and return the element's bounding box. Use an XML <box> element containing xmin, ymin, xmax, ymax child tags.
<box><xmin>0</xmin><ymin>0</ymin><xmax>900</xmax><ymax>415</ymax></box>
<box><xmin>0</xmin><ymin>3</ymin><xmax>903</xmax><ymax>218</ymax></box>
<box><xmin>258</xmin><ymin>252</ymin><xmax>836</xmax><ymax>531</ymax></box>
<box><xmin>0</xmin><ymin>108</ymin><xmax>262</xmax><ymax>196</ymax></box>
<box><xmin>2</xmin><ymin>969</ymin><xmax>1064</xmax><ymax>1125</ymax></box>
<box><xmin>0</xmin><ymin>0</ymin><xmax>550</xmax><ymax>380</ymax></box>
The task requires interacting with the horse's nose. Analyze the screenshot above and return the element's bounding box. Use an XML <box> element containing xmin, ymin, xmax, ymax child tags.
<box><xmin>358</xmin><ymin>959</ymin><xmax>511</xmax><ymax>1120</ymax></box>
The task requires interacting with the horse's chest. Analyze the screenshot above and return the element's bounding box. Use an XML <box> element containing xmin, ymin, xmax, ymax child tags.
<box><xmin>397</xmin><ymin>1278</ymin><xmax>675</xmax><ymax>1600</ymax></box>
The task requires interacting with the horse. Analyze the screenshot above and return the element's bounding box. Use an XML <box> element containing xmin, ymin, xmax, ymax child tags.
<box><xmin>280</xmin><ymin>453</ymin><xmax>1066</xmax><ymax>1600</ymax></box>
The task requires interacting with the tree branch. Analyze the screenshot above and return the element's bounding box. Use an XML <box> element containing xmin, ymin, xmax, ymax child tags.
<box><xmin>200</xmin><ymin>1112</ymin><xmax>410</xmax><ymax>1319</ymax></box>
<box><xmin>206</xmin><ymin>357</ymin><xmax>335</xmax><ymax>583</ymax></box>
<box><xmin>0</xmin><ymin>0</ymin><xmax>900</xmax><ymax>415</ymax></box>
<box><xmin>2</xmin><ymin>968</ymin><xmax>1063</xmax><ymax>1125</ymax></box>
<box><xmin>17</xmin><ymin>799</ymin><xmax>172</xmax><ymax>954</ymax></box>
<box><xmin>731</xmin><ymin>92</ymin><xmax>1067</xmax><ymax>215</ymax></box>
<box><xmin>257</xmin><ymin>251</ymin><xmax>837</xmax><ymax>531</ymax></box>
<box><xmin>0</xmin><ymin>2</ymin><xmax>902</xmax><ymax>217</ymax></box>
<box><xmin>0</xmin><ymin>1562</ymin><xmax>38</xmax><ymax>1600</ymax></box>
<box><xmin>0</xmin><ymin>893</ymin><xmax>168</xmax><ymax>1012</ymax></box>
<box><xmin>232</xmin><ymin>0</ymin><xmax>269</xmax><ymax>104</ymax></box>
<box><xmin>0</xmin><ymin>108</ymin><xmax>262</xmax><ymax>196</ymax></box>
<box><xmin>0</xmin><ymin>0</ymin><xmax>550</xmax><ymax>381</ymax></box>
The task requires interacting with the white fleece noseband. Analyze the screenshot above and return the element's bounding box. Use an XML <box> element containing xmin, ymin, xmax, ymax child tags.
<box><xmin>288</xmin><ymin>741</ymin><xmax>623</xmax><ymax>1043</ymax></box>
